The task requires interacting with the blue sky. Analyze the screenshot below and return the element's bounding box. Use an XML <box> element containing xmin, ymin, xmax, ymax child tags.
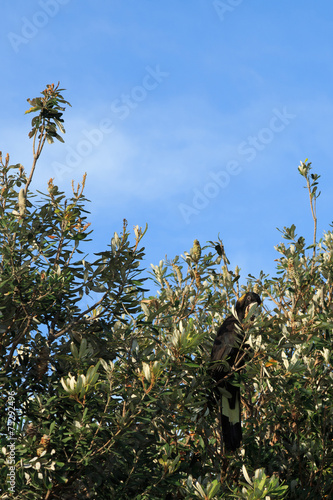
<box><xmin>1</xmin><ymin>1</ymin><xmax>333</xmax><ymax>294</ymax></box>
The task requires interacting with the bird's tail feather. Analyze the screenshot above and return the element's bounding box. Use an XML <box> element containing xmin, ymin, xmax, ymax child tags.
<box><xmin>220</xmin><ymin>383</ymin><xmax>242</xmax><ymax>452</ymax></box>
<box><xmin>220</xmin><ymin>412</ymin><xmax>242</xmax><ymax>451</ymax></box>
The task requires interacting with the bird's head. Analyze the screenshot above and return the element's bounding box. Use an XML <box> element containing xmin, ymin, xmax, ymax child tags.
<box><xmin>236</xmin><ymin>292</ymin><xmax>261</xmax><ymax>321</ymax></box>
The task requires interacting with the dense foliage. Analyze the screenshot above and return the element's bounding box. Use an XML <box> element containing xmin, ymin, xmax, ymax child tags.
<box><xmin>0</xmin><ymin>85</ymin><xmax>332</xmax><ymax>499</ymax></box>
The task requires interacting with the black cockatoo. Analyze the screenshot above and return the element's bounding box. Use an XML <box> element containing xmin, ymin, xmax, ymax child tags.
<box><xmin>210</xmin><ymin>292</ymin><xmax>261</xmax><ymax>451</ymax></box>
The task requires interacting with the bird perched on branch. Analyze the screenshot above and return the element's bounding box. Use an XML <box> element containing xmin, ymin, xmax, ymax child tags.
<box><xmin>210</xmin><ymin>292</ymin><xmax>261</xmax><ymax>452</ymax></box>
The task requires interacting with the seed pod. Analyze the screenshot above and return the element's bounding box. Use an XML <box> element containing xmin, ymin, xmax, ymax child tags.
<box><xmin>191</xmin><ymin>239</ymin><xmax>201</xmax><ymax>263</ymax></box>
<box><xmin>36</xmin><ymin>346</ymin><xmax>50</xmax><ymax>380</ymax></box>
<box><xmin>18</xmin><ymin>188</ymin><xmax>26</xmax><ymax>216</ymax></box>
<box><xmin>173</xmin><ymin>265</ymin><xmax>182</xmax><ymax>285</ymax></box>
<box><xmin>26</xmin><ymin>423</ymin><xmax>37</xmax><ymax>437</ymax></box>
<box><xmin>37</xmin><ymin>434</ymin><xmax>50</xmax><ymax>456</ymax></box>
<box><xmin>194</xmin><ymin>270</ymin><xmax>201</xmax><ymax>288</ymax></box>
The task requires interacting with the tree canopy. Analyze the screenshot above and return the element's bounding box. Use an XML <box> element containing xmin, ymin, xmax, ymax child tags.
<box><xmin>0</xmin><ymin>85</ymin><xmax>332</xmax><ymax>499</ymax></box>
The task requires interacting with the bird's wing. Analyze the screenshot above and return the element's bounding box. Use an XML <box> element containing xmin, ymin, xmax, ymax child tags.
<box><xmin>210</xmin><ymin>316</ymin><xmax>242</xmax><ymax>368</ymax></box>
<box><xmin>210</xmin><ymin>316</ymin><xmax>244</xmax><ymax>451</ymax></box>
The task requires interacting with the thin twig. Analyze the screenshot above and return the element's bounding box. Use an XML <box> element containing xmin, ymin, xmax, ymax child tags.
<box><xmin>306</xmin><ymin>177</ymin><xmax>317</xmax><ymax>259</ymax></box>
<box><xmin>24</xmin><ymin>122</ymin><xmax>47</xmax><ymax>196</ymax></box>
<box><xmin>51</xmin><ymin>291</ymin><xmax>109</xmax><ymax>339</ymax></box>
